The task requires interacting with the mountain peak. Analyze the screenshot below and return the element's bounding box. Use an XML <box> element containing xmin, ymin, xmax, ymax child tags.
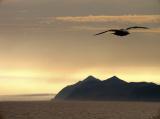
<box><xmin>83</xmin><ymin>75</ymin><xmax>100</xmax><ymax>83</ymax></box>
<box><xmin>104</xmin><ymin>76</ymin><xmax>127</xmax><ymax>84</ymax></box>
<box><xmin>86</xmin><ymin>75</ymin><xmax>96</xmax><ymax>79</ymax></box>
<box><xmin>111</xmin><ymin>76</ymin><xmax>119</xmax><ymax>79</ymax></box>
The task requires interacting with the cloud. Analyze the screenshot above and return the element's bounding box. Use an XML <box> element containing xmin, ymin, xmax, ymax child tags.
<box><xmin>55</xmin><ymin>15</ymin><xmax>160</xmax><ymax>24</ymax></box>
<box><xmin>72</xmin><ymin>26</ymin><xmax>160</xmax><ymax>33</ymax></box>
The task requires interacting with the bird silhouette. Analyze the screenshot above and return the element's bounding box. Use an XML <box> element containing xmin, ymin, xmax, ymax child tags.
<box><xmin>94</xmin><ymin>26</ymin><xmax>149</xmax><ymax>36</ymax></box>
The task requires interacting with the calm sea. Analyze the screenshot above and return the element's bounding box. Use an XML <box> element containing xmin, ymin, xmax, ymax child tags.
<box><xmin>0</xmin><ymin>94</ymin><xmax>55</xmax><ymax>102</ymax></box>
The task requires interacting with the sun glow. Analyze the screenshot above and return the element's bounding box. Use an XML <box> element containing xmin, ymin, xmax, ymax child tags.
<box><xmin>0</xmin><ymin>69</ymin><xmax>53</xmax><ymax>78</ymax></box>
<box><xmin>0</xmin><ymin>66</ymin><xmax>159</xmax><ymax>95</ymax></box>
<box><xmin>0</xmin><ymin>69</ymin><xmax>66</xmax><ymax>95</ymax></box>
<box><xmin>65</xmin><ymin>67</ymin><xmax>160</xmax><ymax>90</ymax></box>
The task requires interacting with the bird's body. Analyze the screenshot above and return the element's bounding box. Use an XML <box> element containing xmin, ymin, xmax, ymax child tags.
<box><xmin>112</xmin><ymin>29</ymin><xmax>130</xmax><ymax>36</ymax></box>
<box><xmin>95</xmin><ymin>26</ymin><xmax>149</xmax><ymax>36</ymax></box>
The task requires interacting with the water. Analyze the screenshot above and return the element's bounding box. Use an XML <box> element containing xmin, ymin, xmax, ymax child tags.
<box><xmin>0</xmin><ymin>94</ymin><xmax>55</xmax><ymax>102</ymax></box>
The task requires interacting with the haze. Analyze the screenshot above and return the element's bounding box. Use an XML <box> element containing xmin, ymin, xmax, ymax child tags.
<box><xmin>0</xmin><ymin>0</ymin><xmax>159</xmax><ymax>95</ymax></box>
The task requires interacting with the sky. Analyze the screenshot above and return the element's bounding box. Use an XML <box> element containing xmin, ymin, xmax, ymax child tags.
<box><xmin>0</xmin><ymin>0</ymin><xmax>159</xmax><ymax>95</ymax></box>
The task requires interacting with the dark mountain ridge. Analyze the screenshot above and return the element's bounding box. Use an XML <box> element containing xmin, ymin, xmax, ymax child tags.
<box><xmin>54</xmin><ymin>76</ymin><xmax>160</xmax><ymax>101</ymax></box>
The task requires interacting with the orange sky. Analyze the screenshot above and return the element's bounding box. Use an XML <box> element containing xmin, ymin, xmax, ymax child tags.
<box><xmin>0</xmin><ymin>0</ymin><xmax>159</xmax><ymax>95</ymax></box>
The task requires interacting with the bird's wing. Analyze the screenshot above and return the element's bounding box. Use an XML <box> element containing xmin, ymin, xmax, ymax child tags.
<box><xmin>94</xmin><ymin>29</ymin><xmax>118</xmax><ymax>36</ymax></box>
<box><xmin>126</xmin><ymin>26</ymin><xmax>149</xmax><ymax>30</ymax></box>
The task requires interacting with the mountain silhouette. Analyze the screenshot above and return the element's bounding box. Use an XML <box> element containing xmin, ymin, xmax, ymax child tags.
<box><xmin>54</xmin><ymin>76</ymin><xmax>160</xmax><ymax>101</ymax></box>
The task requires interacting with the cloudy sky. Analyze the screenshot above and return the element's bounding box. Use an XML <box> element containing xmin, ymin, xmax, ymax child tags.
<box><xmin>0</xmin><ymin>0</ymin><xmax>160</xmax><ymax>95</ymax></box>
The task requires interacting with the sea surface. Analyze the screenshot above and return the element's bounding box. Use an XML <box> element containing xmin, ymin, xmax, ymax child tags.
<box><xmin>0</xmin><ymin>101</ymin><xmax>159</xmax><ymax>119</ymax></box>
<box><xmin>0</xmin><ymin>94</ymin><xmax>55</xmax><ymax>101</ymax></box>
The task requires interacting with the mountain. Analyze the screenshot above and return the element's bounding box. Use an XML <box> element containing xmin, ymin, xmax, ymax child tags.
<box><xmin>54</xmin><ymin>76</ymin><xmax>160</xmax><ymax>101</ymax></box>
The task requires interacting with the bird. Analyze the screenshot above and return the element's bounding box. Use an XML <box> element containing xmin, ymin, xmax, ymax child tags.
<box><xmin>94</xmin><ymin>26</ymin><xmax>149</xmax><ymax>36</ymax></box>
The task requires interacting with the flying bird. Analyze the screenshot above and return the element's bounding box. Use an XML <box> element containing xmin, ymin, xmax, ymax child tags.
<box><xmin>94</xmin><ymin>26</ymin><xmax>149</xmax><ymax>36</ymax></box>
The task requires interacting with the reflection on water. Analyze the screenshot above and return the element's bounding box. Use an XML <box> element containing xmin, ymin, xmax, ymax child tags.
<box><xmin>0</xmin><ymin>94</ymin><xmax>55</xmax><ymax>101</ymax></box>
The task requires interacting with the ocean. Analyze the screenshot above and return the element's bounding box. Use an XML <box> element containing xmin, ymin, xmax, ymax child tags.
<box><xmin>0</xmin><ymin>94</ymin><xmax>55</xmax><ymax>101</ymax></box>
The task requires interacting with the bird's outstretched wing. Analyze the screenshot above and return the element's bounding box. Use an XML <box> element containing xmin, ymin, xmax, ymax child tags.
<box><xmin>126</xmin><ymin>26</ymin><xmax>149</xmax><ymax>30</ymax></box>
<box><xmin>94</xmin><ymin>29</ymin><xmax>118</xmax><ymax>36</ymax></box>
